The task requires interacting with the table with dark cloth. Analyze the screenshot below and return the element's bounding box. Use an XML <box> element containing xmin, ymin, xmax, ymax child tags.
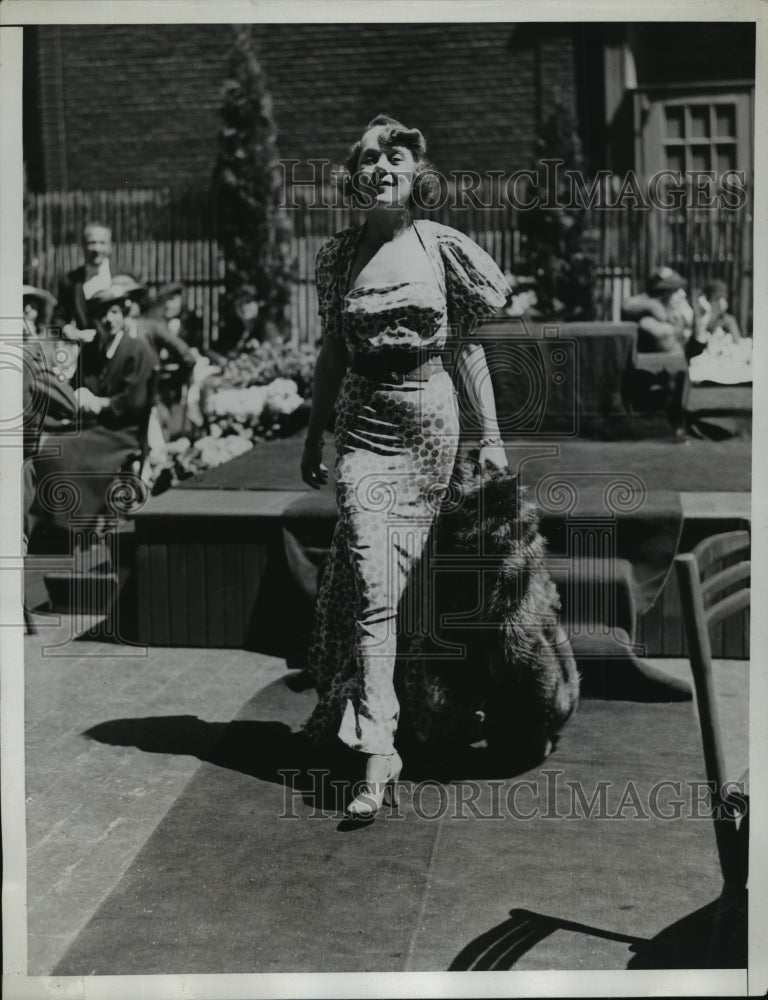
<box><xmin>460</xmin><ymin>319</ymin><xmax>639</xmax><ymax>440</ymax></box>
<box><xmin>685</xmin><ymin>381</ymin><xmax>752</xmax><ymax>440</ymax></box>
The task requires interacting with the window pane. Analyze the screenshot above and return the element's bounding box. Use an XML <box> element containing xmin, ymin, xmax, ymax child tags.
<box><xmin>716</xmin><ymin>144</ymin><xmax>736</xmax><ymax>172</ymax></box>
<box><xmin>689</xmin><ymin>106</ymin><xmax>710</xmax><ymax>138</ymax></box>
<box><xmin>690</xmin><ymin>146</ymin><xmax>711</xmax><ymax>172</ymax></box>
<box><xmin>714</xmin><ymin>104</ymin><xmax>736</xmax><ymax>137</ymax></box>
<box><xmin>665</xmin><ymin>146</ymin><xmax>686</xmax><ymax>173</ymax></box>
<box><xmin>664</xmin><ymin>106</ymin><xmax>685</xmax><ymax>139</ymax></box>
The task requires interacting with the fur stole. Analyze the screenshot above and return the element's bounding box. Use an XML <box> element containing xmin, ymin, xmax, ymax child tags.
<box><xmin>396</xmin><ymin>456</ymin><xmax>580</xmax><ymax>765</ymax></box>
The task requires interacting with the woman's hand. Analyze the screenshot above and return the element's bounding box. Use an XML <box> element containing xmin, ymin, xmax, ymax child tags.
<box><xmin>478</xmin><ymin>443</ymin><xmax>508</xmax><ymax>471</ymax></box>
<box><xmin>74</xmin><ymin>387</ymin><xmax>105</xmax><ymax>415</ymax></box>
<box><xmin>301</xmin><ymin>441</ymin><xmax>328</xmax><ymax>489</ymax></box>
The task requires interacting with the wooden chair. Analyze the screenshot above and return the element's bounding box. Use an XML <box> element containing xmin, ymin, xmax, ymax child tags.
<box><xmin>675</xmin><ymin>531</ymin><xmax>750</xmax><ymax>891</ymax></box>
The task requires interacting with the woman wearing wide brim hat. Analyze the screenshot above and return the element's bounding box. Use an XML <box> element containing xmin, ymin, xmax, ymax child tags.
<box><xmin>23</xmin><ymin>284</ymin><xmax>57</xmax><ymax>306</ymax></box>
<box><xmin>109</xmin><ymin>273</ymin><xmax>149</xmax><ymax>312</ymax></box>
<box><xmin>23</xmin><ymin>284</ymin><xmax>57</xmax><ymax>338</ymax></box>
<box><xmin>150</xmin><ymin>280</ymin><xmax>205</xmax><ymax>353</ymax></box>
<box><xmin>111</xmin><ymin>273</ymin><xmax>197</xmax><ymax>436</ymax></box>
<box><xmin>86</xmin><ymin>280</ymin><xmax>139</xmax><ymax>313</ymax></box>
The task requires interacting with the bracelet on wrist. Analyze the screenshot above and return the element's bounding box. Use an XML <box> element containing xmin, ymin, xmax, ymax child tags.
<box><xmin>478</xmin><ymin>436</ymin><xmax>504</xmax><ymax>448</ymax></box>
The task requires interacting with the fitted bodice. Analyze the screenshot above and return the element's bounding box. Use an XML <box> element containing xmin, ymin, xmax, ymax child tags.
<box><xmin>316</xmin><ymin>220</ymin><xmax>511</xmax><ymax>352</ymax></box>
<box><xmin>342</xmin><ymin>280</ymin><xmax>448</xmax><ymax>356</ymax></box>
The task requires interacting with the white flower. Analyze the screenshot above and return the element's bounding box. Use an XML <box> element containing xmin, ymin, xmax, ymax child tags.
<box><xmin>206</xmin><ymin>385</ymin><xmax>270</xmax><ymax>423</ymax></box>
<box><xmin>166</xmin><ymin>437</ymin><xmax>191</xmax><ymax>455</ymax></box>
<box><xmin>265</xmin><ymin>377</ymin><xmax>302</xmax><ymax>415</ymax></box>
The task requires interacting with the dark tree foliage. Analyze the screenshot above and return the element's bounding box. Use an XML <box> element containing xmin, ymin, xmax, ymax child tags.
<box><xmin>215</xmin><ymin>26</ymin><xmax>294</xmax><ymax>348</ymax></box>
<box><xmin>519</xmin><ymin>103</ymin><xmax>596</xmax><ymax>321</ymax></box>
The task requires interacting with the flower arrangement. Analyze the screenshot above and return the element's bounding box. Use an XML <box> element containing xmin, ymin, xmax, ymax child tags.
<box><xmin>148</xmin><ymin>338</ymin><xmax>319</xmax><ymax>493</ymax></box>
<box><xmin>215</xmin><ymin>339</ymin><xmax>317</xmax><ymax>396</ymax></box>
<box><xmin>202</xmin><ymin>340</ymin><xmax>316</xmax><ymax>438</ymax></box>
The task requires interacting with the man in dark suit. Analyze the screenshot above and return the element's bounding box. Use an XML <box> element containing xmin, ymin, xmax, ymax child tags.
<box><xmin>51</xmin><ymin>221</ymin><xmax>113</xmax><ymax>342</ymax></box>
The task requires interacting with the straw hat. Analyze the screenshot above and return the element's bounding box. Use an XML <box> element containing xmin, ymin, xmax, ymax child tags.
<box><xmin>22</xmin><ymin>284</ymin><xmax>56</xmax><ymax>307</ymax></box>
<box><xmin>110</xmin><ymin>273</ymin><xmax>148</xmax><ymax>299</ymax></box>
<box><xmin>156</xmin><ymin>281</ymin><xmax>185</xmax><ymax>302</ymax></box>
<box><xmin>647</xmin><ymin>267</ymin><xmax>686</xmax><ymax>296</ymax></box>
<box><xmin>88</xmin><ymin>282</ymin><xmax>135</xmax><ymax>312</ymax></box>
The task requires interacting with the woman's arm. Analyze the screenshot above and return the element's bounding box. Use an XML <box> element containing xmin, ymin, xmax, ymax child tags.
<box><xmin>301</xmin><ymin>335</ymin><xmax>349</xmax><ymax>487</ymax></box>
<box><xmin>455</xmin><ymin>341</ymin><xmax>508</xmax><ymax>470</ymax></box>
<box><xmin>306</xmin><ymin>336</ymin><xmax>348</xmax><ymax>443</ymax></box>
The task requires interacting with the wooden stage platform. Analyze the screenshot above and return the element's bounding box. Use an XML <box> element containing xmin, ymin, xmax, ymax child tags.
<box><xmin>131</xmin><ymin>486</ymin><xmax>750</xmax><ymax>658</ymax></box>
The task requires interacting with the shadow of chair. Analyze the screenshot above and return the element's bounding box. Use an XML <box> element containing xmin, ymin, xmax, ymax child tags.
<box><xmin>449</xmin><ymin>908</ymin><xmax>643</xmax><ymax>970</ymax></box>
<box><xmin>447</xmin><ymin>531</ymin><xmax>749</xmax><ymax>973</ymax></box>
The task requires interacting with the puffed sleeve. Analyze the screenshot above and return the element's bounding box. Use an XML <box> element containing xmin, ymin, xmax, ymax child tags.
<box><xmin>315</xmin><ymin>237</ymin><xmax>344</xmax><ymax>345</ymax></box>
<box><xmin>437</xmin><ymin>225</ymin><xmax>510</xmax><ymax>336</ymax></box>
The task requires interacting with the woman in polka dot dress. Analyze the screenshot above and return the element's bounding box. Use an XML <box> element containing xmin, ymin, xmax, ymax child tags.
<box><xmin>300</xmin><ymin>115</ymin><xmax>511</xmax><ymax>820</ymax></box>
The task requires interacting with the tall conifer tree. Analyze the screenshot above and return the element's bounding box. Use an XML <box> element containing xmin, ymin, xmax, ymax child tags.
<box><xmin>215</xmin><ymin>26</ymin><xmax>293</xmax><ymax>346</ymax></box>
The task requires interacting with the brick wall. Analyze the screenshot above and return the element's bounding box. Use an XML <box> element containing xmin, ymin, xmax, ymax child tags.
<box><xmin>28</xmin><ymin>22</ymin><xmax>577</xmax><ymax>192</ymax></box>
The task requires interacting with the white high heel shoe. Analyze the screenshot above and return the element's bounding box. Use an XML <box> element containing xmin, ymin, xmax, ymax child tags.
<box><xmin>345</xmin><ymin>752</ymin><xmax>403</xmax><ymax>820</ymax></box>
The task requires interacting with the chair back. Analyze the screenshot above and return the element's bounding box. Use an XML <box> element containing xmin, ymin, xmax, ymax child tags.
<box><xmin>676</xmin><ymin>531</ymin><xmax>750</xmax><ymax>707</ymax></box>
<box><xmin>674</xmin><ymin>530</ymin><xmax>750</xmax><ymax>887</ymax></box>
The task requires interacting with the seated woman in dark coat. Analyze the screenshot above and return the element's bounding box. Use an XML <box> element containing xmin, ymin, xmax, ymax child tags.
<box><xmin>29</xmin><ymin>283</ymin><xmax>155</xmax><ymax>540</ymax></box>
<box><xmin>112</xmin><ymin>273</ymin><xmax>197</xmax><ymax>436</ymax></box>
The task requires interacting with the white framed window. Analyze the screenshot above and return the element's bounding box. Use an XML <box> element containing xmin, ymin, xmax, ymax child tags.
<box><xmin>636</xmin><ymin>87</ymin><xmax>753</xmax><ymax>178</ymax></box>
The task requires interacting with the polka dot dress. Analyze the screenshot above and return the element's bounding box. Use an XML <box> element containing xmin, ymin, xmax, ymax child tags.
<box><xmin>302</xmin><ymin>220</ymin><xmax>510</xmax><ymax>754</ymax></box>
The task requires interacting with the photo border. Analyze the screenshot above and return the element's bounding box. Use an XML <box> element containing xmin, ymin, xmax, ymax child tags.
<box><xmin>1</xmin><ymin>1</ymin><xmax>765</xmax><ymax>997</ymax></box>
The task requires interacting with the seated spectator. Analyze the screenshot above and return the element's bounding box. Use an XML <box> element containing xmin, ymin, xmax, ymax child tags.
<box><xmin>112</xmin><ymin>274</ymin><xmax>196</xmax><ymax>376</ymax></box>
<box><xmin>28</xmin><ymin>283</ymin><xmax>155</xmax><ymax>545</ymax></box>
<box><xmin>112</xmin><ymin>273</ymin><xmax>196</xmax><ymax>438</ymax></box>
<box><xmin>22</xmin><ymin>286</ymin><xmax>78</xmax><ymax>541</ymax></box>
<box><xmin>688</xmin><ymin>279</ymin><xmax>743</xmax><ymax>361</ymax></box>
<box><xmin>621</xmin><ymin>267</ymin><xmax>693</xmax><ymax>355</ymax></box>
<box><xmin>23</xmin><ymin>283</ymin><xmax>56</xmax><ymax>339</ymax></box>
<box><xmin>218</xmin><ymin>286</ymin><xmax>285</xmax><ymax>355</ymax></box>
<box><xmin>22</xmin><ymin>285</ymin><xmax>78</xmax><ymax>447</ymax></box>
<box><xmin>153</xmin><ymin>281</ymin><xmax>204</xmax><ymax>353</ymax></box>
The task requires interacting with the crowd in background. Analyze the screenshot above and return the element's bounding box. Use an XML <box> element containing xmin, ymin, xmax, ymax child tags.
<box><xmin>21</xmin><ymin>220</ymin><xmax>282</xmax><ymax>551</ymax></box>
